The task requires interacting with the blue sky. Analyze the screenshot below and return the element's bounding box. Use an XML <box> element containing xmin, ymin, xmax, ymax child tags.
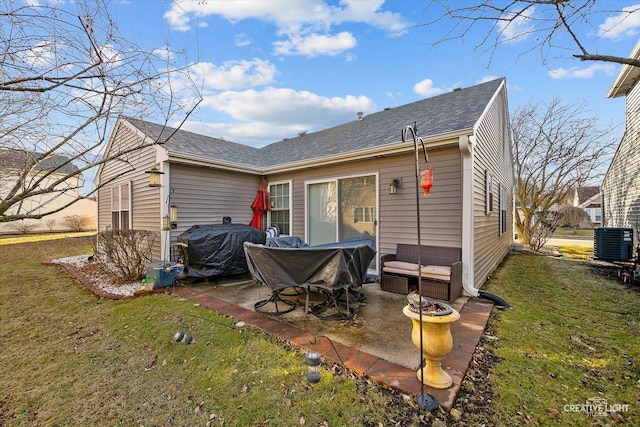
<box><xmin>106</xmin><ymin>0</ymin><xmax>640</xmax><ymax>148</ymax></box>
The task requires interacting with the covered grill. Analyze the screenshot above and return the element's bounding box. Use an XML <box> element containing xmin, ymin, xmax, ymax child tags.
<box><xmin>177</xmin><ymin>223</ymin><xmax>266</xmax><ymax>278</ymax></box>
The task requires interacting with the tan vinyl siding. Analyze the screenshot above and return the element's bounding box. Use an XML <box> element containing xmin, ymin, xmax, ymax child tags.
<box><xmin>167</xmin><ymin>164</ymin><xmax>261</xmax><ymax>249</ymax></box>
<box><xmin>472</xmin><ymin>84</ymin><xmax>514</xmax><ymax>289</ymax></box>
<box><xmin>268</xmin><ymin>147</ymin><xmax>463</xmax><ymax>261</ymax></box>
<box><xmin>97</xmin><ymin>122</ymin><xmax>162</xmax><ymax>258</ymax></box>
<box><xmin>602</xmin><ymin>82</ymin><xmax>640</xmax><ymax>242</ymax></box>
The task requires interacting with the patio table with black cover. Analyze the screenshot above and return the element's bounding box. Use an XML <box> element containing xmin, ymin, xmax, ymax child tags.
<box><xmin>243</xmin><ymin>238</ymin><xmax>376</xmax><ymax>320</ymax></box>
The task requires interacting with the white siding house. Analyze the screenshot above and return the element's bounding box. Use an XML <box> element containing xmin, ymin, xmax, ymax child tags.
<box><xmin>603</xmin><ymin>40</ymin><xmax>640</xmax><ymax>246</ymax></box>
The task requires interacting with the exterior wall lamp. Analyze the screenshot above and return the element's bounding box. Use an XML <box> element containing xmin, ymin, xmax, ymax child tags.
<box><xmin>389</xmin><ymin>178</ymin><xmax>402</xmax><ymax>195</ymax></box>
<box><xmin>146</xmin><ymin>166</ymin><xmax>164</xmax><ymax>188</ymax></box>
<box><xmin>169</xmin><ymin>205</ymin><xmax>178</xmax><ymax>228</ymax></box>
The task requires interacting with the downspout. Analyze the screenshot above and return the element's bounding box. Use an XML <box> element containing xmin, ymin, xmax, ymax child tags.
<box><xmin>160</xmin><ymin>163</ymin><xmax>170</xmax><ymax>262</ymax></box>
<box><xmin>459</xmin><ymin>134</ymin><xmax>510</xmax><ymax>308</ymax></box>
<box><xmin>458</xmin><ymin>134</ymin><xmax>478</xmax><ymax>297</ymax></box>
<box><xmin>157</xmin><ymin>148</ymin><xmax>170</xmax><ymax>262</ymax></box>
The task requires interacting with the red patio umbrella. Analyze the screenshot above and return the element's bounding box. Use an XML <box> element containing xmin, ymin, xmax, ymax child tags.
<box><xmin>249</xmin><ymin>178</ymin><xmax>271</xmax><ymax>230</ymax></box>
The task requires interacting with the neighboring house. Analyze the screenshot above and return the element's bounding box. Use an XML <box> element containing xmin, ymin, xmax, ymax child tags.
<box><xmin>0</xmin><ymin>148</ymin><xmax>96</xmax><ymax>234</ymax></box>
<box><xmin>564</xmin><ymin>187</ymin><xmax>602</xmax><ymax>227</ymax></box>
<box><xmin>96</xmin><ymin>78</ymin><xmax>513</xmax><ymax>295</ymax></box>
<box><xmin>603</xmin><ymin>39</ymin><xmax>640</xmax><ymax>245</ymax></box>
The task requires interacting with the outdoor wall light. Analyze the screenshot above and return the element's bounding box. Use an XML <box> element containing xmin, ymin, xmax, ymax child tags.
<box><xmin>170</xmin><ymin>205</ymin><xmax>178</xmax><ymax>228</ymax></box>
<box><xmin>389</xmin><ymin>178</ymin><xmax>402</xmax><ymax>195</ymax></box>
<box><xmin>146</xmin><ymin>166</ymin><xmax>164</xmax><ymax>188</ymax></box>
<box><xmin>305</xmin><ymin>351</ymin><xmax>321</xmax><ymax>383</ymax></box>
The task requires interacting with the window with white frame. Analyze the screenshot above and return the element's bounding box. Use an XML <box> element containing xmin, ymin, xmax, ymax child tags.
<box><xmin>353</xmin><ymin>206</ymin><xmax>374</xmax><ymax>223</ymax></box>
<box><xmin>485</xmin><ymin>169</ymin><xmax>494</xmax><ymax>215</ymax></box>
<box><xmin>269</xmin><ymin>182</ymin><xmax>290</xmax><ymax>235</ymax></box>
<box><xmin>111</xmin><ymin>182</ymin><xmax>131</xmax><ymax>230</ymax></box>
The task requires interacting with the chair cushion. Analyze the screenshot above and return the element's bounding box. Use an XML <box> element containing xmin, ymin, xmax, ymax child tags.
<box><xmin>382</xmin><ymin>262</ymin><xmax>451</xmax><ymax>281</ymax></box>
<box><xmin>384</xmin><ymin>261</ymin><xmax>420</xmax><ymax>271</ymax></box>
<box><xmin>421</xmin><ymin>265</ymin><xmax>451</xmax><ymax>281</ymax></box>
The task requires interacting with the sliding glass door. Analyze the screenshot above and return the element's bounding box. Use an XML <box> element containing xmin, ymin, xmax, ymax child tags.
<box><xmin>307</xmin><ymin>175</ymin><xmax>377</xmax><ymax>247</ymax></box>
<box><xmin>307</xmin><ymin>181</ymin><xmax>337</xmax><ymax>245</ymax></box>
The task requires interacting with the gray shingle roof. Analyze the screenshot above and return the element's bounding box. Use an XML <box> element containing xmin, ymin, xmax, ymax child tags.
<box><xmin>124</xmin><ymin>118</ymin><xmax>264</xmax><ymax>167</ymax></box>
<box><xmin>0</xmin><ymin>148</ymin><xmax>80</xmax><ymax>175</ymax></box>
<box><xmin>123</xmin><ymin>78</ymin><xmax>504</xmax><ymax>169</ymax></box>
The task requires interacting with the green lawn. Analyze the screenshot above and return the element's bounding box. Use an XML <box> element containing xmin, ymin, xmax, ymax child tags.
<box><xmin>484</xmin><ymin>248</ymin><xmax>639</xmax><ymax>425</ymax></box>
<box><xmin>1</xmin><ymin>236</ymin><xmax>638</xmax><ymax>426</ymax></box>
<box><xmin>0</xmin><ymin>237</ymin><xmax>421</xmax><ymax>426</ymax></box>
<box><xmin>552</xmin><ymin>227</ymin><xmax>594</xmax><ymax>238</ymax></box>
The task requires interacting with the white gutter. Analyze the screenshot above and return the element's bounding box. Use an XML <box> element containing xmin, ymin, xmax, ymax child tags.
<box><xmin>165</xmin><ymin>128</ymin><xmax>472</xmax><ymax>175</ymax></box>
<box><xmin>459</xmin><ymin>134</ymin><xmax>479</xmax><ymax>297</ymax></box>
<box><xmin>607</xmin><ymin>38</ymin><xmax>640</xmax><ymax>98</ymax></box>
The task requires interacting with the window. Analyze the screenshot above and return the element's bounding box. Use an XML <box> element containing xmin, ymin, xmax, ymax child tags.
<box><xmin>485</xmin><ymin>169</ymin><xmax>493</xmax><ymax>215</ymax></box>
<box><xmin>111</xmin><ymin>182</ymin><xmax>131</xmax><ymax>230</ymax></box>
<box><xmin>353</xmin><ymin>206</ymin><xmax>375</xmax><ymax>223</ymax></box>
<box><xmin>269</xmin><ymin>182</ymin><xmax>290</xmax><ymax>235</ymax></box>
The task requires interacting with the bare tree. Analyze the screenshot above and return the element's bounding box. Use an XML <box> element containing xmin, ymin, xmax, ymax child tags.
<box><xmin>420</xmin><ymin>1</ymin><xmax>640</xmax><ymax>68</ymax></box>
<box><xmin>557</xmin><ymin>205</ymin><xmax>591</xmax><ymax>231</ymax></box>
<box><xmin>0</xmin><ymin>0</ymin><xmax>201</xmax><ymax>223</ymax></box>
<box><xmin>513</xmin><ymin>98</ymin><xmax>615</xmax><ymax>249</ymax></box>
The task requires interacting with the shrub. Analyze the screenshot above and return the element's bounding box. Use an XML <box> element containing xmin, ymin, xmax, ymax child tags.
<box><xmin>95</xmin><ymin>230</ymin><xmax>156</xmax><ymax>281</ymax></box>
<box><xmin>529</xmin><ymin>211</ymin><xmax>562</xmax><ymax>251</ymax></box>
<box><xmin>45</xmin><ymin>218</ymin><xmax>56</xmax><ymax>231</ymax></box>
<box><xmin>63</xmin><ymin>214</ymin><xmax>91</xmax><ymax>232</ymax></box>
<box><xmin>9</xmin><ymin>221</ymin><xmax>37</xmax><ymax>234</ymax></box>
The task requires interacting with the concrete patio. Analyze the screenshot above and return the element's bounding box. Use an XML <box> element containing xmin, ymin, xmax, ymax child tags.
<box><xmin>172</xmin><ymin>276</ymin><xmax>494</xmax><ymax>411</ymax></box>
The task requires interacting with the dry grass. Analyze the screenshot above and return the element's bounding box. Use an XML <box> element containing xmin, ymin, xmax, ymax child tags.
<box><xmin>3</xmin><ymin>235</ymin><xmax>637</xmax><ymax>426</ymax></box>
<box><xmin>484</xmin><ymin>251</ymin><xmax>640</xmax><ymax>425</ymax></box>
<box><xmin>0</xmin><ymin>237</ymin><xmax>424</xmax><ymax>426</ymax></box>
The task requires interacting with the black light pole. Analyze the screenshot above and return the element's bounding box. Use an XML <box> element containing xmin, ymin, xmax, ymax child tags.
<box><xmin>401</xmin><ymin>123</ymin><xmax>437</xmax><ymax>411</ymax></box>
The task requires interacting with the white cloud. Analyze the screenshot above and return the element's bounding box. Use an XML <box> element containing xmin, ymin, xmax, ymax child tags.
<box><xmin>273</xmin><ymin>31</ymin><xmax>357</xmax><ymax>56</ymax></box>
<box><xmin>476</xmin><ymin>75</ymin><xmax>499</xmax><ymax>84</ymax></box>
<box><xmin>152</xmin><ymin>46</ymin><xmax>174</xmax><ymax>60</ymax></box>
<box><xmin>496</xmin><ymin>6</ymin><xmax>535</xmax><ymax>43</ymax></box>
<box><xmin>598</xmin><ymin>4</ymin><xmax>640</xmax><ymax>40</ymax></box>
<box><xmin>191</xmin><ymin>87</ymin><xmax>376</xmax><ymax>146</ymax></box>
<box><xmin>234</xmin><ymin>33</ymin><xmax>252</xmax><ymax>47</ymax></box>
<box><xmin>165</xmin><ymin>0</ymin><xmax>407</xmax><ymax>32</ymax></box>
<box><xmin>331</xmin><ymin>0</ymin><xmax>408</xmax><ymax>33</ymax></box>
<box><xmin>202</xmin><ymin>87</ymin><xmax>375</xmax><ymax>123</ymax></box>
<box><xmin>413</xmin><ymin>79</ymin><xmax>443</xmax><ymax>97</ymax></box>
<box><xmin>163</xmin><ymin>0</ymin><xmax>409</xmax><ymax>57</ymax></box>
<box><xmin>548</xmin><ymin>63</ymin><xmax>617</xmax><ymax>79</ymax></box>
<box><xmin>191</xmin><ymin>58</ymin><xmax>278</xmax><ymax>91</ymax></box>
<box><xmin>17</xmin><ymin>40</ymin><xmax>57</xmax><ymax>68</ymax></box>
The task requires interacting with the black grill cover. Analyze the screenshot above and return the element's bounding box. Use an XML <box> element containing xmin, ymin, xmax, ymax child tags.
<box><xmin>178</xmin><ymin>224</ymin><xmax>266</xmax><ymax>277</ymax></box>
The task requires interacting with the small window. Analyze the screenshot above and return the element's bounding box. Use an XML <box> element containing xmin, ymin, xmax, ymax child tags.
<box><xmin>485</xmin><ymin>169</ymin><xmax>493</xmax><ymax>215</ymax></box>
<box><xmin>269</xmin><ymin>182</ymin><xmax>290</xmax><ymax>235</ymax></box>
<box><xmin>111</xmin><ymin>182</ymin><xmax>131</xmax><ymax>230</ymax></box>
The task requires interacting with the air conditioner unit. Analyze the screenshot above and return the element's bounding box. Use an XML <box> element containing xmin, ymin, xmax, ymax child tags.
<box><xmin>594</xmin><ymin>227</ymin><xmax>634</xmax><ymax>261</ymax></box>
